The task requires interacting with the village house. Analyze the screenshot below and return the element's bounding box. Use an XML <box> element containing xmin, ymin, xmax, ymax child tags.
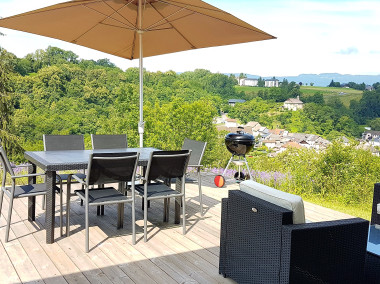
<box><xmin>225</xmin><ymin>118</ymin><xmax>239</xmax><ymax>128</ymax></box>
<box><xmin>239</xmin><ymin>78</ymin><xmax>279</xmax><ymax>87</ymax></box>
<box><xmin>265</xmin><ymin>78</ymin><xmax>279</xmax><ymax>87</ymax></box>
<box><xmin>363</xmin><ymin>130</ymin><xmax>380</xmax><ymax>141</ymax></box>
<box><xmin>239</xmin><ymin>78</ymin><xmax>258</xmax><ymax>86</ymax></box>
<box><xmin>283</xmin><ymin>96</ymin><xmax>304</xmax><ymax>111</ymax></box>
<box><xmin>228</xmin><ymin>99</ymin><xmax>246</xmax><ymax>107</ymax></box>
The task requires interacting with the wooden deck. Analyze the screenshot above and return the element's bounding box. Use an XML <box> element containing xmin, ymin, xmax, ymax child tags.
<box><xmin>0</xmin><ymin>174</ymin><xmax>353</xmax><ymax>284</ymax></box>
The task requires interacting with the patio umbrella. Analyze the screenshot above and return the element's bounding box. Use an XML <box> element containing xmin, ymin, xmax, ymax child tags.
<box><xmin>0</xmin><ymin>0</ymin><xmax>275</xmax><ymax>147</ymax></box>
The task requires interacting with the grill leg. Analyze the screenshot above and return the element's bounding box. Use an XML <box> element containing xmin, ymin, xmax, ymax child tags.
<box><xmin>222</xmin><ymin>156</ymin><xmax>234</xmax><ymax>177</ymax></box>
<box><xmin>244</xmin><ymin>157</ymin><xmax>252</xmax><ymax>179</ymax></box>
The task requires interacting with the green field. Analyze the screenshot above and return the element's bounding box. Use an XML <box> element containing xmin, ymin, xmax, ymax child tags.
<box><xmin>300</xmin><ymin>86</ymin><xmax>363</xmax><ymax>107</ymax></box>
<box><xmin>235</xmin><ymin>85</ymin><xmax>363</xmax><ymax>107</ymax></box>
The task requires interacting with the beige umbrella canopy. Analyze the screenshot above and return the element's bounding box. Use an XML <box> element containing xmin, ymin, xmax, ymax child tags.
<box><xmin>0</xmin><ymin>0</ymin><xmax>275</xmax><ymax>146</ymax></box>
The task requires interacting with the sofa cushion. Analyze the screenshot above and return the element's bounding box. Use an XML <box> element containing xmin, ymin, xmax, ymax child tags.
<box><xmin>240</xmin><ymin>180</ymin><xmax>305</xmax><ymax>224</ymax></box>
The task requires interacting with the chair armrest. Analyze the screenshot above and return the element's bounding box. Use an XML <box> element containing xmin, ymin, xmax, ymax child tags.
<box><xmin>11</xmin><ymin>164</ymin><xmax>32</xmax><ymax>168</ymax></box>
<box><xmin>188</xmin><ymin>164</ymin><xmax>202</xmax><ymax>168</ymax></box>
<box><xmin>11</xmin><ymin>173</ymin><xmax>45</xmax><ymax>179</ymax></box>
<box><xmin>281</xmin><ymin>218</ymin><xmax>369</xmax><ymax>284</ymax></box>
<box><xmin>71</xmin><ymin>174</ymin><xmax>86</xmax><ymax>185</ymax></box>
<box><xmin>371</xmin><ymin>183</ymin><xmax>380</xmax><ymax>225</ymax></box>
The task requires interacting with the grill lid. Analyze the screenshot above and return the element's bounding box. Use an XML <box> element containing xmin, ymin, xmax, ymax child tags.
<box><xmin>225</xmin><ymin>127</ymin><xmax>254</xmax><ymax>142</ymax></box>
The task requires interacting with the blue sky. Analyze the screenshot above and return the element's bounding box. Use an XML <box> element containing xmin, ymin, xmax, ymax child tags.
<box><xmin>1</xmin><ymin>0</ymin><xmax>379</xmax><ymax>76</ymax></box>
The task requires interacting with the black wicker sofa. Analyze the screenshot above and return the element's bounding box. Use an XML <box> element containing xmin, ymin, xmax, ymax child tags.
<box><xmin>219</xmin><ymin>181</ymin><xmax>369</xmax><ymax>284</ymax></box>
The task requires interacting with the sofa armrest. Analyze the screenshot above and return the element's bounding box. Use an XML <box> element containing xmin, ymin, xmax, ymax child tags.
<box><xmin>219</xmin><ymin>198</ymin><xmax>228</xmax><ymax>276</ymax></box>
<box><xmin>371</xmin><ymin>183</ymin><xmax>380</xmax><ymax>225</ymax></box>
<box><xmin>280</xmin><ymin>218</ymin><xmax>369</xmax><ymax>284</ymax></box>
<box><xmin>219</xmin><ymin>190</ymin><xmax>293</xmax><ymax>283</ymax></box>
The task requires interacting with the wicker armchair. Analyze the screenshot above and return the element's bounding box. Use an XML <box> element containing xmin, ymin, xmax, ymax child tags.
<box><xmin>220</xmin><ymin>190</ymin><xmax>369</xmax><ymax>284</ymax></box>
<box><xmin>366</xmin><ymin>183</ymin><xmax>380</xmax><ymax>283</ymax></box>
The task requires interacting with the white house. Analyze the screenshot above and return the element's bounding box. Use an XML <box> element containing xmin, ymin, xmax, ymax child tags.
<box><xmin>283</xmin><ymin>96</ymin><xmax>304</xmax><ymax>111</ymax></box>
<box><xmin>265</xmin><ymin>79</ymin><xmax>279</xmax><ymax>87</ymax></box>
<box><xmin>239</xmin><ymin>78</ymin><xmax>259</xmax><ymax>87</ymax></box>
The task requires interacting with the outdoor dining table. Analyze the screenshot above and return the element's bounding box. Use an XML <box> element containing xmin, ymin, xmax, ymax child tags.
<box><xmin>24</xmin><ymin>147</ymin><xmax>165</xmax><ymax>244</ymax></box>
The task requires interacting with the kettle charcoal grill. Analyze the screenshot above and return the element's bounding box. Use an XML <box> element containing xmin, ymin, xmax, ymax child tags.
<box><xmin>214</xmin><ymin>127</ymin><xmax>255</xmax><ymax>187</ymax></box>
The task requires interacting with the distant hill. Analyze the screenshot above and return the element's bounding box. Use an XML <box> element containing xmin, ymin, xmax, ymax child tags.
<box><xmin>229</xmin><ymin>73</ymin><xmax>380</xmax><ymax>87</ymax></box>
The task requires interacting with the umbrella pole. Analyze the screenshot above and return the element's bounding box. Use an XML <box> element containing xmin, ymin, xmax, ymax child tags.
<box><xmin>138</xmin><ymin>0</ymin><xmax>144</xmax><ymax>148</ymax></box>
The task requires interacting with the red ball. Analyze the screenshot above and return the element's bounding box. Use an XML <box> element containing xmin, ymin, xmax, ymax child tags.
<box><xmin>214</xmin><ymin>175</ymin><xmax>225</xmax><ymax>188</ymax></box>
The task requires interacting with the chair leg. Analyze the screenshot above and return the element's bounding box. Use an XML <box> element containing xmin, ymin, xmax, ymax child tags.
<box><xmin>66</xmin><ymin>181</ymin><xmax>71</xmax><ymax>237</ymax></box>
<box><xmin>144</xmin><ymin>197</ymin><xmax>148</xmax><ymax>242</ymax></box>
<box><xmin>80</xmin><ymin>184</ymin><xmax>84</xmax><ymax>206</ymax></box>
<box><xmin>5</xmin><ymin>196</ymin><xmax>14</xmax><ymax>242</ymax></box>
<box><xmin>59</xmin><ymin>185</ymin><xmax>63</xmax><ymax>237</ymax></box>
<box><xmin>85</xmin><ymin>202</ymin><xmax>89</xmax><ymax>253</ymax></box>
<box><xmin>132</xmin><ymin>199</ymin><xmax>136</xmax><ymax>245</ymax></box>
<box><xmin>197</xmin><ymin>168</ymin><xmax>203</xmax><ymax>216</ymax></box>
<box><xmin>42</xmin><ymin>195</ymin><xmax>46</xmax><ymax>210</ymax></box>
<box><xmin>182</xmin><ymin>194</ymin><xmax>186</xmax><ymax>235</ymax></box>
<box><xmin>0</xmin><ymin>189</ymin><xmax>4</xmax><ymax>216</ymax></box>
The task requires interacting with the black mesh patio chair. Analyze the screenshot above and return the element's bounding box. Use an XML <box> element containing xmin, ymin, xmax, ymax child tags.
<box><xmin>43</xmin><ymin>134</ymin><xmax>86</xmax><ymax>236</ymax></box>
<box><xmin>91</xmin><ymin>134</ymin><xmax>128</xmax><ymax>149</ymax></box>
<box><xmin>181</xmin><ymin>138</ymin><xmax>207</xmax><ymax>215</ymax></box>
<box><xmin>135</xmin><ymin>150</ymin><xmax>191</xmax><ymax>242</ymax></box>
<box><xmin>0</xmin><ymin>144</ymin><xmax>60</xmax><ymax>242</ymax></box>
<box><xmin>70</xmin><ymin>152</ymin><xmax>139</xmax><ymax>252</ymax></box>
<box><xmin>91</xmin><ymin>134</ymin><xmax>128</xmax><ymax>216</ymax></box>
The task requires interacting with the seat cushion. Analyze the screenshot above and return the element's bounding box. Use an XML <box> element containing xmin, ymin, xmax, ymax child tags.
<box><xmin>75</xmin><ymin>187</ymin><xmax>131</xmax><ymax>205</ymax></box>
<box><xmin>135</xmin><ymin>183</ymin><xmax>183</xmax><ymax>199</ymax></box>
<box><xmin>6</xmin><ymin>184</ymin><xmax>60</xmax><ymax>198</ymax></box>
<box><xmin>240</xmin><ymin>180</ymin><xmax>305</xmax><ymax>224</ymax></box>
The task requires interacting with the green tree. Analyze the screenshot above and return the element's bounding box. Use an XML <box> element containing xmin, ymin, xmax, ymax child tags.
<box><xmin>369</xmin><ymin>118</ymin><xmax>380</xmax><ymax>131</ymax></box>
<box><xmin>258</xmin><ymin>77</ymin><xmax>265</xmax><ymax>87</ymax></box>
<box><xmin>0</xmin><ymin>47</ymin><xmax>23</xmax><ymax>158</ymax></box>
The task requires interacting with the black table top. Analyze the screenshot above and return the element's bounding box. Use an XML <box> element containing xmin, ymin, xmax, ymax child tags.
<box><xmin>368</xmin><ymin>225</ymin><xmax>380</xmax><ymax>257</ymax></box>
<box><xmin>25</xmin><ymin>147</ymin><xmax>160</xmax><ymax>171</ymax></box>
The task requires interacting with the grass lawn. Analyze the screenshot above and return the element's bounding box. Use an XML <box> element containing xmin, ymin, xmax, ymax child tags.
<box><xmin>235</xmin><ymin>85</ymin><xmax>363</xmax><ymax>108</ymax></box>
<box><xmin>300</xmin><ymin>86</ymin><xmax>363</xmax><ymax>107</ymax></box>
<box><xmin>304</xmin><ymin>195</ymin><xmax>371</xmax><ymax>220</ymax></box>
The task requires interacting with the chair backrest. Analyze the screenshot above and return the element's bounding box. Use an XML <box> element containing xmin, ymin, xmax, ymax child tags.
<box><xmin>43</xmin><ymin>134</ymin><xmax>85</xmax><ymax>151</ymax></box>
<box><xmin>146</xmin><ymin>150</ymin><xmax>191</xmax><ymax>181</ymax></box>
<box><xmin>181</xmin><ymin>138</ymin><xmax>207</xmax><ymax>166</ymax></box>
<box><xmin>87</xmin><ymin>152</ymin><xmax>139</xmax><ymax>186</ymax></box>
<box><xmin>0</xmin><ymin>145</ymin><xmax>15</xmax><ymax>177</ymax></box>
<box><xmin>91</xmin><ymin>134</ymin><xmax>128</xmax><ymax>149</ymax></box>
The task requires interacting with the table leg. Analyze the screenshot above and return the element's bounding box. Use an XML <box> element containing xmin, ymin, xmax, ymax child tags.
<box><xmin>45</xmin><ymin>170</ymin><xmax>56</xmax><ymax>244</ymax></box>
<box><xmin>27</xmin><ymin>164</ymin><xmax>37</xmax><ymax>221</ymax></box>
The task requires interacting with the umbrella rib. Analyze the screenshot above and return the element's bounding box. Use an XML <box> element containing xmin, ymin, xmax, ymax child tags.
<box><xmin>147</xmin><ymin>12</ymin><xmax>193</xmax><ymax>30</ymax></box>
<box><xmin>101</xmin><ymin>0</ymin><xmax>137</xmax><ymax>29</ymax></box>
<box><xmin>147</xmin><ymin>3</ymin><xmax>196</xmax><ymax>49</ymax></box>
<box><xmin>72</xmin><ymin>1</ymin><xmax>137</xmax><ymax>44</ymax></box>
<box><xmin>156</xmin><ymin>0</ymin><xmax>274</xmax><ymax>37</ymax></box>
<box><xmin>130</xmin><ymin>7</ymin><xmax>139</xmax><ymax>60</ymax></box>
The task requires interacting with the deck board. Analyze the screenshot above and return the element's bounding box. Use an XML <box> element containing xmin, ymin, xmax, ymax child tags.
<box><xmin>0</xmin><ymin>174</ymin><xmax>355</xmax><ymax>283</ymax></box>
